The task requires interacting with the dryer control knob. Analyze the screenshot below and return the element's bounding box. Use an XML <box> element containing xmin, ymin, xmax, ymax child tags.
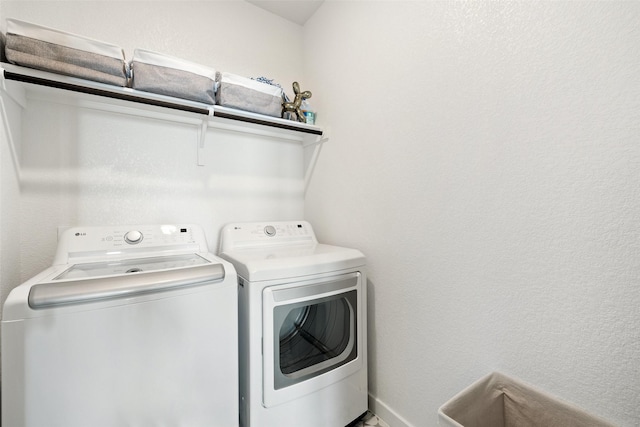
<box><xmin>124</xmin><ymin>230</ymin><xmax>144</xmax><ymax>244</ymax></box>
<box><xmin>264</xmin><ymin>225</ymin><xmax>276</xmax><ymax>237</ymax></box>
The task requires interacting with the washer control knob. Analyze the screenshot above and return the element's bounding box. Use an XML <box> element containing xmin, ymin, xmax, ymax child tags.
<box><xmin>124</xmin><ymin>230</ymin><xmax>143</xmax><ymax>245</ymax></box>
<box><xmin>264</xmin><ymin>225</ymin><xmax>276</xmax><ymax>237</ymax></box>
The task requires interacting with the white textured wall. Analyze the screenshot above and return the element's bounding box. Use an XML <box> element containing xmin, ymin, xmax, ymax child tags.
<box><xmin>16</xmin><ymin>97</ymin><xmax>306</xmax><ymax>278</ymax></box>
<box><xmin>304</xmin><ymin>2</ymin><xmax>640</xmax><ymax>426</ymax></box>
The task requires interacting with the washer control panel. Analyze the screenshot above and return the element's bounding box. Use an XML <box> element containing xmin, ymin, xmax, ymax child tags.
<box><xmin>100</xmin><ymin>226</ymin><xmax>196</xmax><ymax>248</ymax></box>
<box><xmin>124</xmin><ymin>230</ymin><xmax>144</xmax><ymax>245</ymax></box>
<box><xmin>55</xmin><ymin>224</ymin><xmax>208</xmax><ymax>264</ymax></box>
<box><xmin>220</xmin><ymin>221</ymin><xmax>317</xmax><ymax>250</ymax></box>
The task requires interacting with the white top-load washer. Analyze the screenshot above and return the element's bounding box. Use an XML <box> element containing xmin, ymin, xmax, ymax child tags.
<box><xmin>2</xmin><ymin>224</ymin><xmax>238</xmax><ymax>427</ymax></box>
<box><xmin>219</xmin><ymin>220</ymin><xmax>368</xmax><ymax>427</ymax></box>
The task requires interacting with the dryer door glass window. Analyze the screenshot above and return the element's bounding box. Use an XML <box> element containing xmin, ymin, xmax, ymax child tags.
<box><xmin>273</xmin><ymin>286</ymin><xmax>357</xmax><ymax>389</ymax></box>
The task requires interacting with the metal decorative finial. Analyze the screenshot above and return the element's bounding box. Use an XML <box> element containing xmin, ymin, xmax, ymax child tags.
<box><xmin>282</xmin><ymin>82</ymin><xmax>312</xmax><ymax>123</ymax></box>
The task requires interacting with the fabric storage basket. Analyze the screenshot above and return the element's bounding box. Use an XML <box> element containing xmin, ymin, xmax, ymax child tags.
<box><xmin>131</xmin><ymin>49</ymin><xmax>217</xmax><ymax>104</ymax></box>
<box><xmin>438</xmin><ymin>372</ymin><xmax>614</xmax><ymax>427</ymax></box>
<box><xmin>216</xmin><ymin>72</ymin><xmax>283</xmax><ymax>117</ymax></box>
<box><xmin>1</xmin><ymin>31</ymin><xmax>6</xmax><ymax>63</ymax></box>
<box><xmin>4</xmin><ymin>18</ymin><xmax>128</xmax><ymax>87</ymax></box>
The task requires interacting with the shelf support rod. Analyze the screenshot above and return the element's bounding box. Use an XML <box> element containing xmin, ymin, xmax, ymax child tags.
<box><xmin>303</xmin><ymin>131</ymin><xmax>329</xmax><ymax>195</ymax></box>
<box><xmin>197</xmin><ymin>116</ymin><xmax>208</xmax><ymax>166</ymax></box>
<box><xmin>0</xmin><ymin>80</ymin><xmax>23</xmax><ymax>182</ymax></box>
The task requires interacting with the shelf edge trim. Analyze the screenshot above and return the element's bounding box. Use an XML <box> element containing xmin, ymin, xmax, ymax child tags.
<box><xmin>3</xmin><ymin>70</ymin><xmax>212</xmax><ymax>115</ymax></box>
<box><xmin>213</xmin><ymin>110</ymin><xmax>323</xmax><ymax>136</ymax></box>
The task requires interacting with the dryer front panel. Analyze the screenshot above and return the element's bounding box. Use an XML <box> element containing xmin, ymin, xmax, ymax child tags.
<box><xmin>262</xmin><ymin>272</ymin><xmax>363</xmax><ymax>408</ymax></box>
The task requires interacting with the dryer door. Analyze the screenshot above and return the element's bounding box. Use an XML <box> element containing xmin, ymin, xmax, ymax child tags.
<box><xmin>262</xmin><ymin>271</ymin><xmax>363</xmax><ymax>408</ymax></box>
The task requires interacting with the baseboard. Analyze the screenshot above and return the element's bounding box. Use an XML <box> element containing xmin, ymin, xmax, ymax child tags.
<box><xmin>368</xmin><ymin>394</ymin><xmax>416</xmax><ymax>427</ymax></box>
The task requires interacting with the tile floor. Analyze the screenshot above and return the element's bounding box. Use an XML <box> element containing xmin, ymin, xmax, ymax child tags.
<box><xmin>353</xmin><ymin>411</ymin><xmax>390</xmax><ymax>427</ymax></box>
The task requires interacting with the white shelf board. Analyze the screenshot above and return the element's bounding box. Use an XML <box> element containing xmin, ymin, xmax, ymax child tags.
<box><xmin>0</xmin><ymin>62</ymin><xmax>323</xmax><ymax>138</ymax></box>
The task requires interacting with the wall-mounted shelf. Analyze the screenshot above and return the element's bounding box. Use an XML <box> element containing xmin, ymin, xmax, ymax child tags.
<box><xmin>0</xmin><ymin>62</ymin><xmax>327</xmax><ymax>191</ymax></box>
<box><xmin>0</xmin><ymin>62</ymin><xmax>324</xmax><ymax>138</ymax></box>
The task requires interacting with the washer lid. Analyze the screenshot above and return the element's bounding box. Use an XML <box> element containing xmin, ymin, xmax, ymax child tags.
<box><xmin>219</xmin><ymin>243</ymin><xmax>365</xmax><ymax>282</ymax></box>
<box><xmin>54</xmin><ymin>253</ymin><xmax>210</xmax><ymax>280</ymax></box>
<box><xmin>28</xmin><ymin>255</ymin><xmax>225</xmax><ymax>310</ymax></box>
<box><xmin>2</xmin><ymin>252</ymin><xmax>229</xmax><ymax>320</ymax></box>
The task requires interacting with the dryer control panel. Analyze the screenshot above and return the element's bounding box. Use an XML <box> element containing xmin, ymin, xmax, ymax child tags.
<box><xmin>219</xmin><ymin>221</ymin><xmax>317</xmax><ymax>251</ymax></box>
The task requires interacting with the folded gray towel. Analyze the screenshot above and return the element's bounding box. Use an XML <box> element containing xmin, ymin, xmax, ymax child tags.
<box><xmin>5</xmin><ymin>19</ymin><xmax>128</xmax><ymax>87</ymax></box>
<box><xmin>216</xmin><ymin>72</ymin><xmax>283</xmax><ymax>117</ymax></box>
<box><xmin>0</xmin><ymin>32</ymin><xmax>6</xmax><ymax>63</ymax></box>
<box><xmin>131</xmin><ymin>49</ymin><xmax>217</xmax><ymax>104</ymax></box>
<box><xmin>6</xmin><ymin>35</ymin><xmax>128</xmax><ymax>86</ymax></box>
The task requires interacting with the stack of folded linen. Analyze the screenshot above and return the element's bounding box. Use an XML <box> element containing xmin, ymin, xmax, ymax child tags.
<box><xmin>215</xmin><ymin>72</ymin><xmax>284</xmax><ymax>117</ymax></box>
<box><xmin>4</xmin><ymin>18</ymin><xmax>128</xmax><ymax>87</ymax></box>
<box><xmin>131</xmin><ymin>48</ymin><xmax>217</xmax><ymax>104</ymax></box>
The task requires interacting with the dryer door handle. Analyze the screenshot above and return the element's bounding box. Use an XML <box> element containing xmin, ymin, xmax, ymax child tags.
<box><xmin>28</xmin><ymin>263</ymin><xmax>225</xmax><ymax>309</ymax></box>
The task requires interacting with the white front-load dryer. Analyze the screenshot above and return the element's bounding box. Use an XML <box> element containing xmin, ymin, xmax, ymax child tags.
<box><xmin>2</xmin><ymin>224</ymin><xmax>239</xmax><ymax>427</ymax></box>
<box><xmin>219</xmin><ymin>221</ymin><xmax>368</xmax><ymax>427</ymax></box>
